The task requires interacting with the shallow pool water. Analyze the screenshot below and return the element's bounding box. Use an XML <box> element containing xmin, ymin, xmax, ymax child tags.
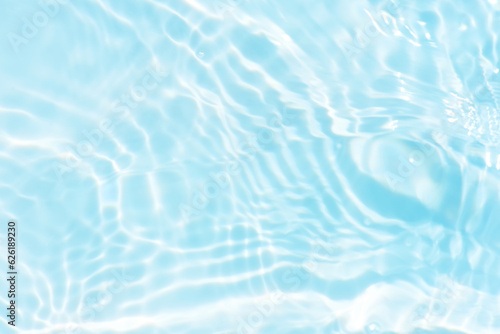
<box><xmin>1</xmin><ymin>0</ymin><xmax>500</xmax><ymax>333</ymax></box>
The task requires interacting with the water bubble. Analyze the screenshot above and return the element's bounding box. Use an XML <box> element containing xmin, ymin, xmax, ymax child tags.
<box><xmin>365</xmin><ymin>322</ymin><xmax>380</xmax><ymax>334</ymax></box>
<box><xmin>405</xmin><ymin>235</ymin><xmax>417</xmax><ymax>246</ymax></box>
<box><xmin>431</xmin><ymin>301</ymin><xmax>446</xmax><ymax>317</ymax></box>
<box><xmin>412</xmin><ymin>304</ymin><xmax>429</xmax><ymax>321</ymax></box>
<box><xmin>197</xmin><ymin>51</ymin><xmax>205</xmax><ymax>58</ymax></box>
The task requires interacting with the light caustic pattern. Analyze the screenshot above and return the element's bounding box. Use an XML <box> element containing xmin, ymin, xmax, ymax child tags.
<box><xmin>0</xmin><ymin>0</ymin><xmax>500</xmax><ymax>333</ymax></box>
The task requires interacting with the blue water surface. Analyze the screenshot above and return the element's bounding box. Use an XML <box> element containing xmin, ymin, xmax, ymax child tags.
<box><xmin>1</xmin><ymin>0</ymin><xmax>500</xmax><ymax>333</ymax></box>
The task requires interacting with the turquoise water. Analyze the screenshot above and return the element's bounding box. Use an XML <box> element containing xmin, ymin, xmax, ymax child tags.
<box><xmin>1</xmin><ymin>0</ymin><xmax>500</xmax><ymax>333</ymax></box>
